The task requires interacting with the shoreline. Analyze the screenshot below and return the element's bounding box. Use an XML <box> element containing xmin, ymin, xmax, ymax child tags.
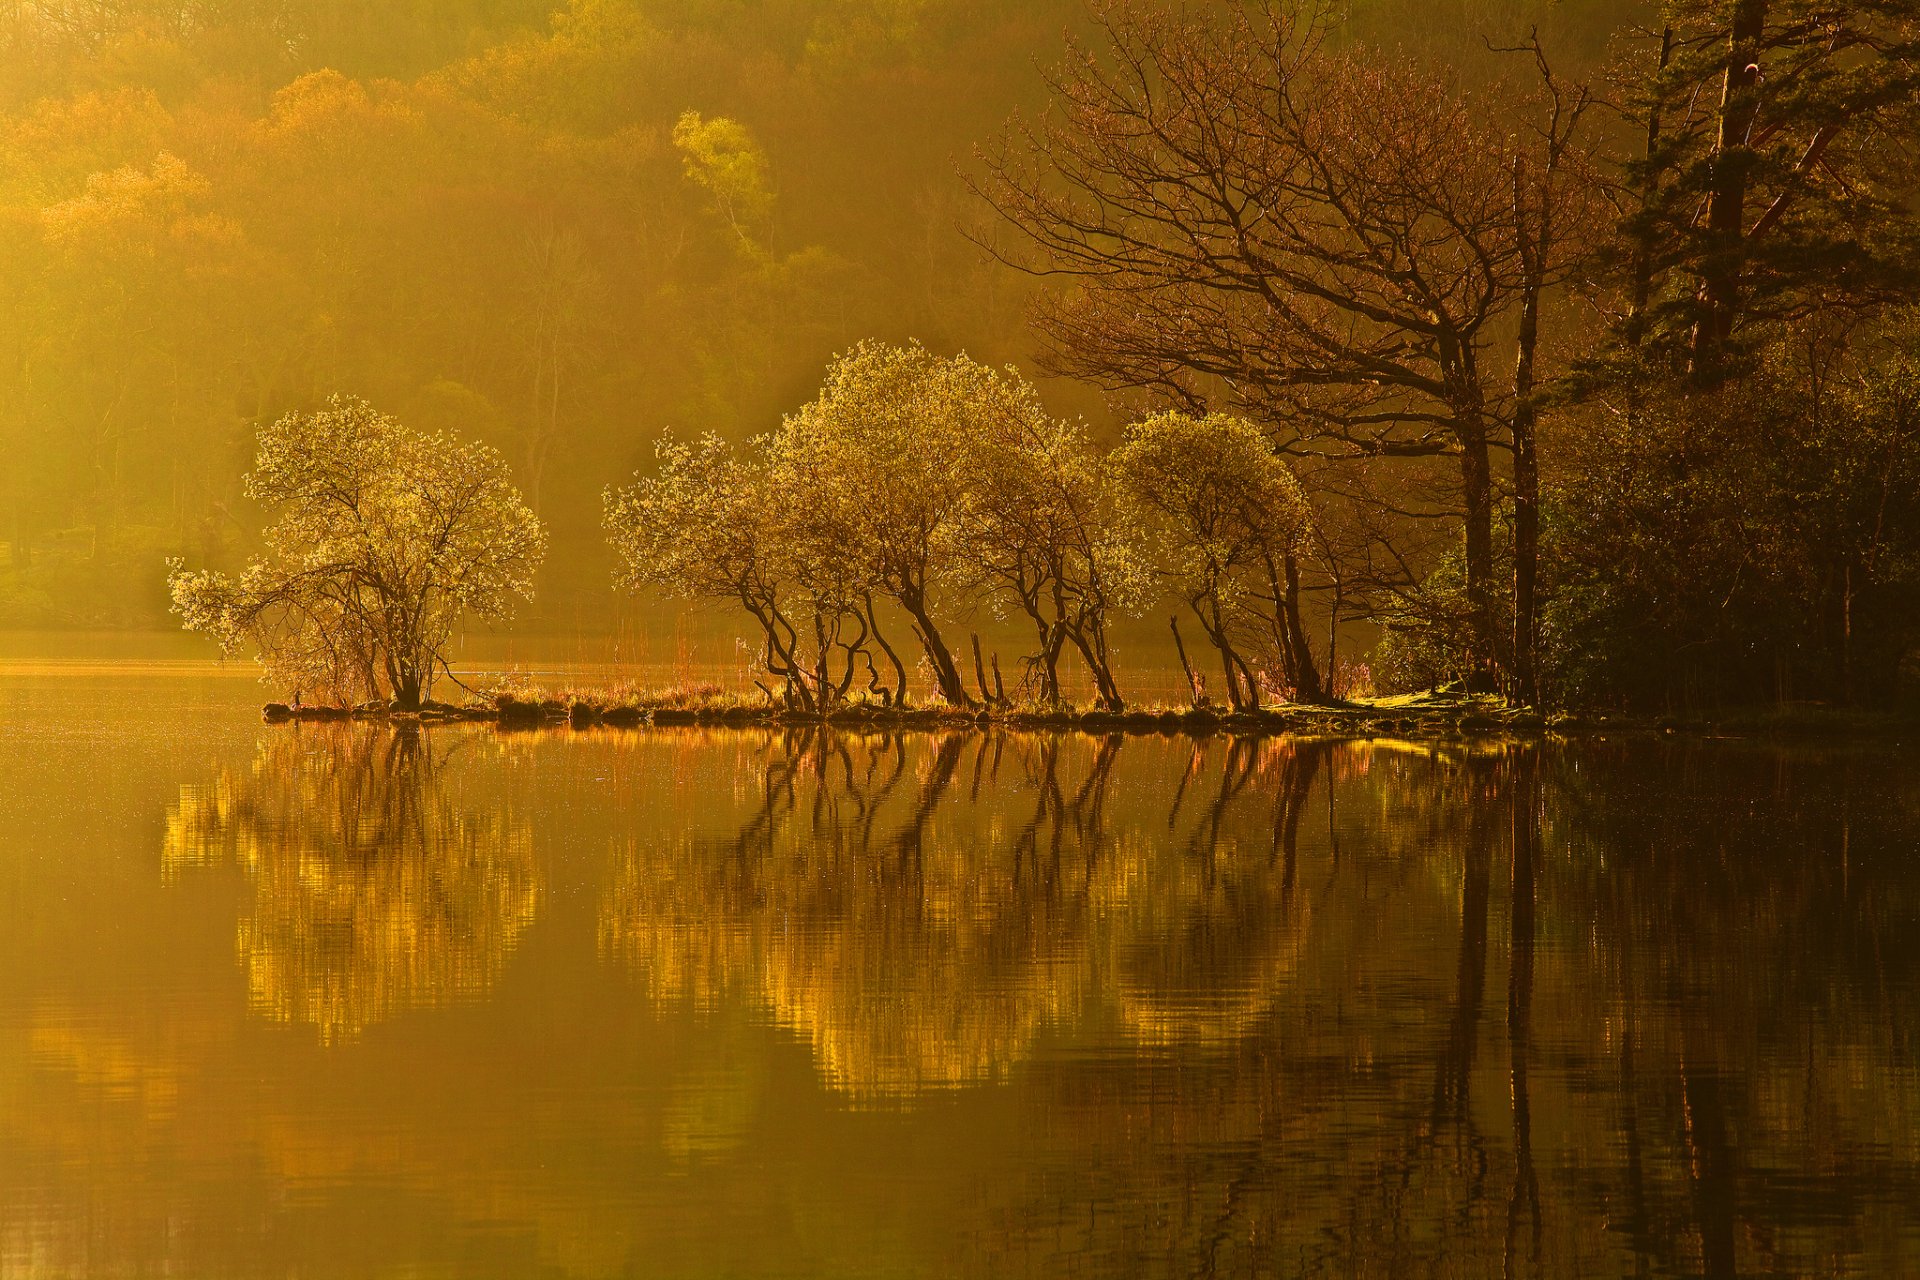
<box><xmin>260</xmin><ymin>694</ymin><xmax>1919</xmax><ymax>742</ymax></box>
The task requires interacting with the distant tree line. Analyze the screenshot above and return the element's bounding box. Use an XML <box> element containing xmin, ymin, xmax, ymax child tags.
<box><xmin>0</xmin><ymin>0</ymin><xmax>1108</xmax><ymax>627</ymax></box>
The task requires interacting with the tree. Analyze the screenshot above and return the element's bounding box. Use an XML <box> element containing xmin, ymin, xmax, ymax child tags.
<box><xmin>973</xmin><ymin>1</ymin><xmax>1601</xmax><ymax>697</ymax></box>
<box><xmin>973</xmin><ymin>3</ymin><xmax>1501</xmax><ymax>686</ymax></box>
<box><xmin>605</xmin><ymin>430</ymin><xmax>893</xmax><ymax>712</ymax></box>
<box><xmin>771</xmin><ymin>340</ymin><xmax>989</xmax><ymax>708</ymax></box>
<box><xmin>672</xmin><ymin>110</ymin><xmax>775</xmax><ymax>252</ymax></box>
<box><xmin>1110</xmin><ymin>411</ymin><xmax>1321</xmax><ymax>709</ymax></box>
<box><xmin>168</xmin><ymin>395</ymin><xmax>545</xmax><ymax>708</ymax></box>
<box><xmin>956</xmin><ymin>375</ymin><xmax>1141</xmax><ymax>709</ymax></box>
<box><xmin>1503</xmin><ymin>32</ymin><xmax>1599</xmax><ymax>706</ymax></box>
<box><xmin>608</xmin><ymin>348</ymin><xmax>1140</xmax><ymax>713</ymax></box>
<box><xmin>1616</xmin><ymin>0</ymin><xmax>1920</xmax><ymax>383</ymax></box>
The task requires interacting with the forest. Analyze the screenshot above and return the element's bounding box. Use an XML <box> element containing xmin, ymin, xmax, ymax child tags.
<box><xmin>7</xmin><ymin>0</ymin><xmax>1919</xmax><ymax>710</ymax></box>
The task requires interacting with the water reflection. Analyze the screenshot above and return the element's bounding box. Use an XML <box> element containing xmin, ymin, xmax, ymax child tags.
<box><xmin>602</xmin><ymin>731</ymin><xmax>1348</xmax><ymax>1098</ymax></box>
<box><xmin>590</xmin><ymin>730</ymin><xmax>1920</xmax><ymax>1274</ymax></box>
<box><xmin>600</xmin><ymin>731</ymin><xmax>1095</xmax><ymax>1098</ymax></box>
<box><xmin>165</xmin><ymin>724</ymin><xmax>539</xmax><ymax>1042</ymax></box>
<box><xmin>96</xmin><ymin>717</ymin><xmax>1920</xmax><ymax>1275</ymax></box>
<box><xmin>977</xmin><ymin>741</ymin><xmax>1920</xmax><ymax>1278</ymax></box>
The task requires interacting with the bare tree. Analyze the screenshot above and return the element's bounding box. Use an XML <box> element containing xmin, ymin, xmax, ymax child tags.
<box><xmin>972</xmin><ymin>1</ymin><xmax>1597</xmax><ymax>696</ymax></box>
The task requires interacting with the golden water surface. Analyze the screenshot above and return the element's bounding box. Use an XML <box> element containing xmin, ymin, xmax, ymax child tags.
<box><xmin>2</xmin><ymin>667</ymin><xmax>1916</xmax><ymax>1277</ymax></box>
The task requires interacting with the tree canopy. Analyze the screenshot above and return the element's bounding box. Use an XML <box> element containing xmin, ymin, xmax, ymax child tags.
<box><xmin>169</xmin><ymin>396</ymin><xmax>545</xmax><ymax>707</ymax></box>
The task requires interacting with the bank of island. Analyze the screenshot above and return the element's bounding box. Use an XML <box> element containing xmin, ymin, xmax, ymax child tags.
<box><xmin>257</xmin><ymin>686</ymin><xmax>1920</xmax><ymax>743</ymax></box>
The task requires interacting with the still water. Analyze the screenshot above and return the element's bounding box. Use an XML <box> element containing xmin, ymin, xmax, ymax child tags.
<box><xmin>2</xmin><ymin>668</ymin><xmax>1917</xmax><ymax>1277</ymax></box>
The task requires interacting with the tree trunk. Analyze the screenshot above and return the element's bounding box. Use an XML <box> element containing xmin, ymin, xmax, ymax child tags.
<box><xmin>1280</xmin><ymin>549</ymin><xmax>1326</xmax><ymax>703</ymax></box>
<box><xmin>1512</xmin><ymin>422</ymin><xmax>1540</xmax><ymax>708</ymax></box>
<box><xmin>970</xmin><ymin>632</ymin><xmax>996</xmax><ymax>708</ymax></box>
<box><xmin>751</xmin><ymin>603</ymin><xmax>814</xmax><ymax>711</ymax></box>
<box><xmin>1074</xmin><ymin>638</ymin><xmax>1123</xmax><ymax>710</ymax></box>
<box><xmin>1170</xmin><ymin>615</ymin><xmax>1201</xmax><ymax>708</ymax></box>
<box><xmin>1459</xmin><ymin>414</ymin><xmax>1500</xmax><ymax>691</ymax></box>
<box><xmin>1217</xmin><ymin>629</ymin><xmax>1244</xmax><ymax>710</ymax></box>
<box><xmin>1194</xmin><ymin>594</ymin><xmax>1253</xmax><ymax>712</ymax></box>
<box><xmin>1326</xmin><ymin>585</ymin><xmax>1342</xmax><ymax>694</ymax></box>
<box><xmin>1021</xmin><ymin>586</ymin><xmax>1065</xmax><ymax>705</ymax></box>
<box><xmin>1512</xmin><ymin>159</ymin><xmax>1546</xmax><ymax>707</ymax></box>
<box><xmin>1232</xmin><ymin>649</ymin><xmax>1261</xmax><ymax>711</ymax></box>
<box><xmin>864</xmin><ymin>594</ymin><xmax>908</xmax><ymax>708</ymax></box>
<box><xmin>1625</xmin><ymin>26</ymin><xmax>1674</xmax><ymax>349</ymax></box>
<box><xmin>1076</xmin><ymin>620</ymin><xmax>1124</xmax><ymax>711</ymax></box>
<box><xmin>900</xmin><ymin>587</ymin><xmax>972</xmax><ymax>707</ymax></box>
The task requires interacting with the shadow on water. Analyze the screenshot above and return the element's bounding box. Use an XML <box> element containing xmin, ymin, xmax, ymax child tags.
<box><xmin>134</xmin><ymin>722</ymin><xmax>1920</xmax><ymax>1276</ymax></box>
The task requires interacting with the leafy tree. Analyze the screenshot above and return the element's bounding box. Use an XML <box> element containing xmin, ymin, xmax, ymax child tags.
<box><xmin>672</xmin><ymin>109</ymin><xmax>774</xmax><ymax>250</ymax></box>
<box><xmin>605</xmin><ymin>430</ymin><xmax>893</xmax><ymax>711</ymax></box>
<box><xmin>961</xmin><ymin>401</ymin><xmax>1142</xmax><ymax>708</ymax></box>
<box><xmin>1110</xmin><ymin>411</ymin><xmax>1322</xmax><ymax>709</ymax></box>
<box><xmin>168</xmin><ymin>396</ymin><xmax>545</xmax><ymax>708</ymax></box>
<box><xmin>605</xmin><ymin>431</ymin><xmax>781</xmax><ymax>661</ymax></box>
<box><xmin>609</xmin><ymin>349</ymin><xmax>1143</xmax><ymax>712</ymax></box>
<box><xmin>771</xmin><ymin>340</ymin><xmax>993</xmax><ymax>707</ymax></box>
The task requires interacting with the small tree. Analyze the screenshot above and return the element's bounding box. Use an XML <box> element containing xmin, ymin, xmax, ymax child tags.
<box><xmin>763</xmin><ymin>436</ymin><xmax>913</xmax><ymax>710</ymax></box>
<box><xmin>962</xmin><ymin>400</ymin><xmax>1142</xmax><ymax>709</ymax></box>
<box><xmin>606</xmin><ymin>432</ymin><xmax>889</xmax><ymax>712</ymax></box>
<box><xmin>1110</xmin><ymin>412</ymin><xmax>1322</xmax><ymax>710</ymax></box>
<box><xmin>169</xmin><ymin>396</ymin><xmax>545</xmax><ymax>709</ymax></box>
<box><xmin>773</xmin><ymin>340</ymin><xmax>984</xmax><ymax>707</ymax></box>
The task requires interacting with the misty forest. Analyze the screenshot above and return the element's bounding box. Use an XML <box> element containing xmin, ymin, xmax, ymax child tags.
<box><xmin>6</xmin><ymin>3</ymin><xmax>1920</xmax><ymax>1279</ymax></box>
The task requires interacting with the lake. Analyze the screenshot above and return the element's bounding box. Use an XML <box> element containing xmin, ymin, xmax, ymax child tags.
<box><xmin>2</xmin><ymin>666</ymin><xmax>1916</xmax><ymax>1277</ymax></box>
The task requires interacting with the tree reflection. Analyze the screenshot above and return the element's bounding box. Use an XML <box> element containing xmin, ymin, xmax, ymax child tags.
<box><xmin>956</xmin><ymin>739</ymin><xmax>1920</xmax><ymax>1277</ymax></box>
<box><xmin>602</xmin><ymin>729</ymin><xmax>1091</xmax><ymax>1098</ymax></box>
<box><xmin>1540</xmin><ymin>743</ymin><xmax>1920</xmax><ymax>1278</ymax></box>
<box><xmin>165</xmin><ymin>725</ymin><xmax>539</xmax><ymax>1043</ymax></box>
<box><xmin>51</xmin><ymin>729</ymin><xmax>1920</xmax><ymax>1274</ymax></box>
<box><xmin>1102</xmin><ymin>735</ymin><xmax>1320</xmax><ymax>1047</ymax></box>
<box><xmin>601</xmin><ymin>730</ymin><xmax>1333</xmax><ymax>1100</ymax></box>
<box><xmin>1506</xmin><ymin>744</ymin><xmax>1542</xmax><ymax>1278</ymax></box>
